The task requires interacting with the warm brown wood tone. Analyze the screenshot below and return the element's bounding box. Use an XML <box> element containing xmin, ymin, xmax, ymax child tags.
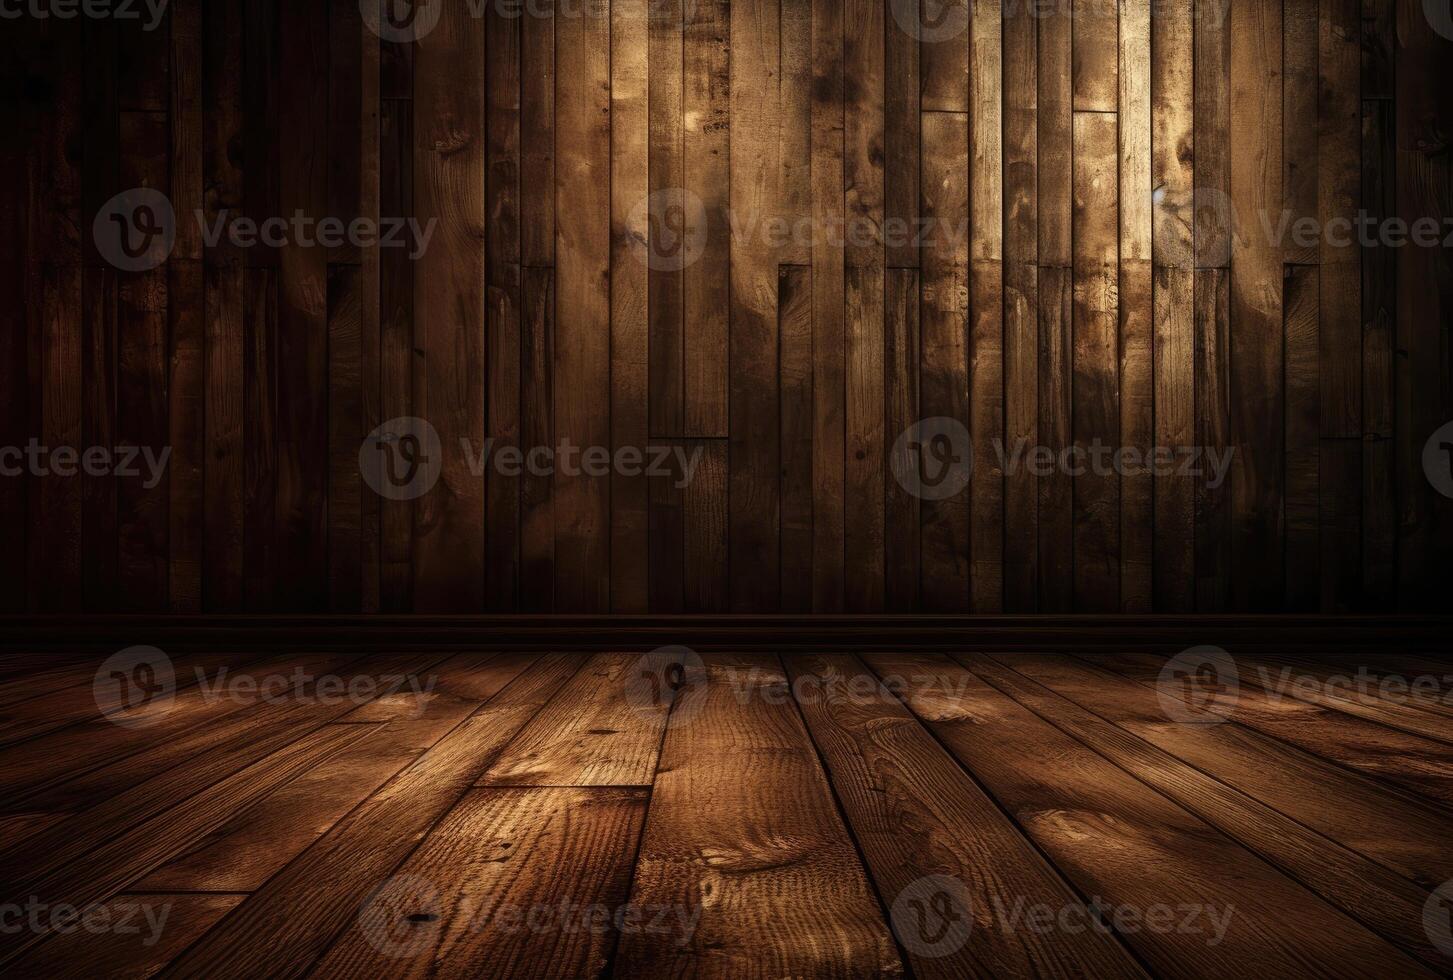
<box><xmin>2</xmin><ymin>651</ymin><xmax>1451</xmax><ymax>975</ymax></box>
<box><xmin>5</xmin><ymin>6</ymin><xmax>1448</xmax><ymax>613</ymax></box>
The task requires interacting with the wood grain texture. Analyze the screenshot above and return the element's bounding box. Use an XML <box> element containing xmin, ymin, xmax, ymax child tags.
<box><xmin>311</xmin><ymin>787</ymin><xmax>648</xmax><ymax>978</ymax></box>
<box><xmin>412</xmin><ymin>0</ymin><xmax>485</xmax><ymax>611</ymax></box>
<box><xmin>1072</xmin><ymin>112</ymin><xmax>1119</xmax><ymax>612</ymax></box>
<box><xmin>865</xmin><ymin>652</ymin><xmax>1436</xmax><ymax>978</ymax></box>
<box><xmin>787</xmin><ymin>654</ymin><xmax>1145</xmax><ymax>978</ymax></box>
<box><xmin>613</xmin><ymin>654</ymin><xmax>902</xmax><ymax>976</ymax></box>
<box><xmin>480</xmin><ymin>652</ymin><xmax>673</xmax><ymax>787</ymax></box>
<box><xmin>159</xmin><ymin>655</ymin><xmax>581</xmax><ymax>979</ymax></box>
<box><xmin>1</xmin><ymin>651</ymin><xmax>1450</xmax><ymax>974</ymax></box>
<box><xmin>7</xmin><ymin>2</ymin><xmax>1443</xmax><ymax>613</ymax></box>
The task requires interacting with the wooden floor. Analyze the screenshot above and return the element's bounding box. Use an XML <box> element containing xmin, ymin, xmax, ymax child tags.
<box><xmin>1</xmin><ymin>651</ymin><xmax>1451</xmax><ymax>977</ymax></box>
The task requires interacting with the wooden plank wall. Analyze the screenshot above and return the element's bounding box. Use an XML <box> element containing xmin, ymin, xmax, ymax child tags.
<box><xmin>1</xmin><ymin>0</ymin><xmax>1449</xmax><ymax>613</ymax></box>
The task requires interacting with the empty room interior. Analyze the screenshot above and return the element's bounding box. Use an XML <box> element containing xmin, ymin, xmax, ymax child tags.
<box><xmin>1</xmin><ymin>0</ymin><xmax>1452</xmax><ymax>976</ymax></box>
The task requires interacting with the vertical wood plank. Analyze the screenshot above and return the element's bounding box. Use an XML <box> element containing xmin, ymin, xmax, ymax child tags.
<box><xmin>648</xmin><ymin>0</ymin><xmax>685</xmax><ymax>437</ymax></box>
<box><xmin>684</xmin><ymin>0</ymin><xmax>730</xmax><ymax>435</ymax></box>
<box><xmin>1361</xmin><ymin>97</ymin><xmax>1396</xmax><ymax>608</ymax></box>
<box><xmin>883</xmin><ymin>0</ymin><xmax>920</xmax><ymax>271</ymax></box>
<box><xmin>326</xmin><ymin>0</ymin><xmax>365</xmax><ymax>613</ymax></box>
<box><xmin>239</xmin><ymin>0</ymin><xmax>277</xmax><ymax>612</ymax></box>
<box><xmin>846</xmin><ymin>266</ymin><xmax>886</xmax><ymax>610</ymax></box>
<box><xmin>1073</xmin><ymin>0</ymin><xmax>1117</xmax><ymax>112</ymax></box>
<box><xmin>1003</xmin><ymin>0</ymin><xmax>1038</xmax><ymax>611</ymax></box>
<box><xmin>1151</xmin><ymin>0</ymin><xmax>1195</xmax><ymax>611</ymax></box>
<box><xmin>884</xmin><ymin>268</ymin><xmax>921</xmax><ymax>610</ymax></box>
<box><xmin>779</xmin><ymin>265</ymin><xmax>815</xmax><ymax>612</ymax></box>
<box><xmin>1072</xmin><ymin>111</ymin><xmax>1120</xmax><ymax>612</ymax></box>
<box><xmin>81</xmin><ymin>268</ymin><xmax>118</xmax><ymax>611</ymax></box>
<box><xmin>554</xmin><ymin>0</ymin><xmax>611</xmax><ymax>611</ymax></box>
<box><xmin>780</xmin><ymin>0</ymin><xmax>813</xmax><ymax>267</ymax></box>
<box><xmin>919</xmin><ymin>111</ymin><xmax>970</xmax><ymax>610</ymax></box>
<box><xmin>169</xmin><ymin>0</ymin><xmax>204</xmax><ymax>616</ymax></box>
<box><xmin>488</xmin><ymin>0</ymin><xmax>523</xmax><ymax>610</ymax></box>
<box><xmin>202</xmin><ymin>0</ymin><xmax>244</xmax><ymax>611</ymax></box>
<box><xmin>358</xmin><ymin>18</ymin><xmax>381</xmax><ymax>613</ymax></box>
<box><xmin>520</xmin><ymin>0</ymin><xmax>555</xmax><ymax>269</ymax></box>
<box><xmin>1118</xmin><ymin>0</ymin><xmax>1152</xmax><ymax>612</ymax></box>
<box><xmin>1194</xmin><ymin>0</ymin><xmax>1232</xmax><ymax>611</ymax></box>
<box><xmin>1195</xmin><ymin>267</ymin><xmax>1232</xmax><ymax>611</ymax></box>
<box><xmin>811</xmin><ymin>0</ymin><xmax>846</xmax><ymax>611</ymax></box>
<box><xmin>29</xmin><ymin>21</ymin><xmax>83</xmax><ymax>611</ymax></box>
<box><xmin>1285</xmin><ymin>264</ymin><xmax>1322</xmax><ymax>609</ymax></box>
<box><xmin>648</xmin><ymin>440</ymin><xmax>686</xmax><ymax>612</ymax></box>
<box><xmin>116</xmin><ymin>109</ymin><xmax>168</xmax><ymax>610</ymax></box>
<box><xmin>684</xmin><ymin>440</ymin><xmax>729</xmax><ymax>611</ymax></box>
<box><xmin>1284</xmin><ymin>0</ymin><xmax>1320</xmax><ymax>269</ymax></box>
<box><xmin>413</xmin><ymin>0</ymin><xmax>485</xmax><ymax>611</ymax></box>
<box><xmin>168</xmin><ymin>258</ymin><xmax>205</xmax><ymax>612</ymax></box>
<box><xmin>1320</xmin><ymin>0</ymin><xmax>1365</xmax><ymax>609</ymax></box>
<box><xmin>327</xmin><ymin>265</ymin><xmax>363</xmax><ymax>611</ymax></box>
<box><xmin>1229</xmin><ymin>0</ymin><xmax>1285</xmax><ymax>607</ymax></box>
<box><xmin>1037</xmin><ymin>0</ymin><xmax>1073</xmax><ymax>612</ymax></box>
<box><xmin>80</xmin><ymin>17</ymin><xmax>119</xmax><ymax>611</ymax></box>
<box><xmin>520</xmin><ymin>267</ymin><xmax>555</xmax><ymax>610</ymax></box>
<box><xmin>273</xmin><ymin>0</ymin><xmax>329</xmax><ymax>610</ymax></box>
<box><xmin>1038</xmin><ymin>267</ymin><xmax>1074</xmax><ymax>610</ymax></box>
<box><xmin>728</xmin><ymin>0</ymin><xmax>782</xmax><ymax>611</ymax></box>
<box><xmin>379</xmin><ymin>95</ymin><xmax>413</xmax><ymax>611</ymax></box>
<box><xmin>844</xmin><ymin>0</ymin><xmax>885</xmax><ymax>611</ymax></box>
<box><xmin>918</xmin><ymin>0</ymin><xmax>969</xmax><ymax>112</ymax></box>
<box><xmin>969</xmin><ymin>0</ymin><xmax>1003</xmax><ymax>612</ymax></box>
<box><xmin>612</xmin><ymin>0</ymin><xmax>650</xmax><ymax>611</ymax></box>
<box><xmin>242</xmin><ymin>267</ymin><xmax>276</xmax><ymax>610</ymax></box>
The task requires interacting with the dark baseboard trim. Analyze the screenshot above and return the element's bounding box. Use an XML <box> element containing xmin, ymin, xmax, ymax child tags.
<box><xmin>0</xmin><ymin>615</ymin><xmax>1447</xmax><ymax>654</ymax></box>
